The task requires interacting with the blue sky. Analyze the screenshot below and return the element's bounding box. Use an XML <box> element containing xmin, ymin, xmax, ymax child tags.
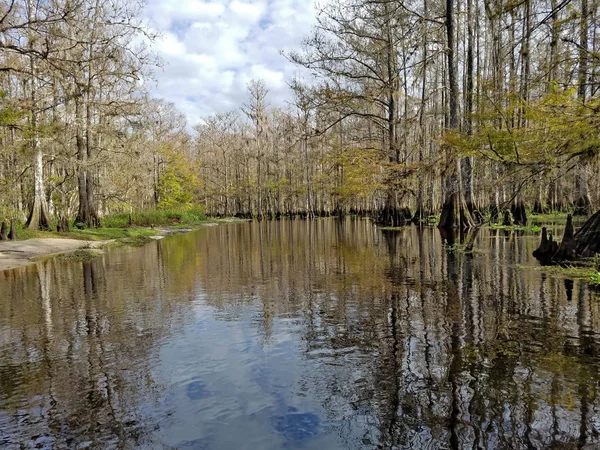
<box><xmin>144</xmin><ymin>0</ymin><xmax>317</xmax><ymax>125</ymax></box>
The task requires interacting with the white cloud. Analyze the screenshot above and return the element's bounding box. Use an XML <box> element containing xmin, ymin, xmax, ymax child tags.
<box><xmin>144</xmin><ymin>0</ymin><xmax>317</xmax><ymax>127</ymax></box>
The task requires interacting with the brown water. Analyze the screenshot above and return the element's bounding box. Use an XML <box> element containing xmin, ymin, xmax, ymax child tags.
<box><xmin>1</xmin><ymin>219</ymin><xmax>599</xmax><ymax>449</ymax></box>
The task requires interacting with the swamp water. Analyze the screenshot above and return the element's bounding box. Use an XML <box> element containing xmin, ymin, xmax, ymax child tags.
<box><xmin>1</xmin><ymin>219</ymin><xmax>599</xmax><ymax>449</ymax></box>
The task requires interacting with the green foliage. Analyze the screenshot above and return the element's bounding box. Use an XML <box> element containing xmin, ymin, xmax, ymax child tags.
<box><xmin>490</xmin><ymin>223</ymin><xmax>542</xmax><ymax>233</ymax></box>
<box><xmin>519</xmin><ymin>263</ymin><xmax>600</xmax><ymax>287</ymax></box>
<box><xmin>16</xmin><ymin>223</ymin><xmax>159</xmax><ymax>241</ymax></box>
<box><xmin>58</xmin><ymin>249</ymin><xmax>103</xmax><ymax>262</ymax></box>
<box><xmin>157</xmin><ymin>151</ymin><xmax>200</xmax><ymax>209</ymax></box>
<box><xmin>529</xmin><ymin>212</ymin><xmax>570</xmax><ymax>221</ymax></box>
<box><xmin>0</xmin><ymin>205</ymin><xmax>23</xmax><ymax>221</ymax></box>
<box><xmin>102</xmin><ymin>207</ymin><xmax>207</xmax><ymax>228</ymax></box>
<box><xmin>104</xmin><ymin>235</ymin><xmax>156</xmax><ymax>248</ymax></box>
<box><xmin>322</xmin><ymin>145</ymin><xmax>383</xmax><ymax>206</ymax></box>
<box><xmin>456</xmin><ymin>88</ymin><xmax>600</xmax><ymax>166</ymax></box>
<box><xmin>0</xmin><ymin>90</ymin><xmax>23</xmax><ymax>131</ymax></box>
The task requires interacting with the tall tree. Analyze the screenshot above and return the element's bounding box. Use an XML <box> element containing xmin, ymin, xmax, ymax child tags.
<box><xmin>438</xmin><ymin>0</ymin><xmax>474</xmax><ymax>230</ymax></box>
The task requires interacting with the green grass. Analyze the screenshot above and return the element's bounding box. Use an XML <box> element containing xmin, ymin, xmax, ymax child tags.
<box><xmin>101</xmin><ymin>207</ymin><xmax>207</xmax><ymax>228</ymax></box>
<box><xmin>103</xmin><ymin>235</ymin><xmax>156</xmax><ymax>248</ymax></box>
<box><xmin>528</xmin><ymin>212</ymin><xmax>570</xmax><ymax>222</ymax></box>
<box><xmin>12</xmin><ymin>207</ymin><xmax>210</xmax><ymax>243</ymax></box>
<box><xmin>444</xmin><ymin>243</ymin><xmax>482</xmax><ymax>255</ymax></box>
<box><xmin>17</xmin><ymin>224</ymin><xmax>159</xmax><ymax>242</ymax></box>
<box><xmin>518</xmin><ymin>262</ymin><xmax>600</xmax><ymax>287</ymax></box>
<box><xmin>57</xmin><ymin>249</ymin><xmax>103</xmax><ymax>262</ymax></box>
<box><xmin>412</xmin><ymin>215</ymin><xmax>440</xmax><ymax>225</ymax></box>
<box><xmin>489</xmin><ymin>223</ymin><xmax>542</xmax><ymax>233</ymax></box>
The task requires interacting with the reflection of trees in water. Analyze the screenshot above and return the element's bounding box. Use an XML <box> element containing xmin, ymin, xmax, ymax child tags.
<box><xmin>1</xmin><ymin>220</ymin><xmax>600</xmax><ymax>448</ymax></box>
<box><xmin>0</xmin><ymin>244</ymin><xmax>196</xmax><ymax>448</ymax></box>
<box><xmin>191</xmin><ymin>219</ymin><xmax>600</xmax><ymax>448</ymax></box>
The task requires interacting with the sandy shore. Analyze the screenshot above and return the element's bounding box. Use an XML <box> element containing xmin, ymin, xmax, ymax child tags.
<box><xmin>0</xmin><ymin>221</ymin><xmax>232</xmax><ymax>272</ymax></box>
<box><xmin>0</xmin><ymin>238</ymin><xmax>112</xmax><ymax>271</ymax></box>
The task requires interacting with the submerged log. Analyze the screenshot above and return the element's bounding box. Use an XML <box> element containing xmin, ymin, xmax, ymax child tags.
<box><xmin>0</xmin><ymin>221</ymin><xmax>7</xmax><ymax>240</ymax></box>
<box><xmin>8</xmin><ymin>219</ymin><xmax>17</xmax><ymax>240</ymax></box>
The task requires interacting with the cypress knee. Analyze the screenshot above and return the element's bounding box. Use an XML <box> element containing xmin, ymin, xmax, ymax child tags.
<box><xmin>533</xmin><ymin>227</ymin><xmax>559</xmax><ymax>261</ymax></box>
<box><xmin>555</xmin><ymin>215</ymin><xmax>578</xmax><ymax>260</ymax></box>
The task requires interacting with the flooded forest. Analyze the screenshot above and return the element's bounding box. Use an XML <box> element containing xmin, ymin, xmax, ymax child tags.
<box><xmin>1</xmin><ymin>0</ymin><xmax>600</xmax><ymax>449</ymax></box>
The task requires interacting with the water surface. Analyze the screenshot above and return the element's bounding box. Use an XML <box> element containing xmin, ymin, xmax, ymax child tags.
<box><xmin>1</xmin><ymin>219</ymin><xmax>599</xmax><ymax>449</ymax></box>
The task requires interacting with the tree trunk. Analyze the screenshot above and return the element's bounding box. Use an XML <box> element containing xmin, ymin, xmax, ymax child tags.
<box><xmin>81</xmin><ymin>0</ymin><xmax>101</xmax><ymax>227</ymax></box>
<box><xmin>9</xmin><ymin>219</ymin><xmax>17</xmax><ymax>240</ymax></box>
<box><xmin>25</xmin><ymin>0</ymin><xmax>50</xmax><ymax>231</ymax></box>
<box><xmin>574</xmin><ymin>209</ymin><xmax>600</xmax><ymax>257</ymax></box>
<box><xmin>75</xmin><ymin>96</ymin><xmax>90</xmax><ymax>227</ymax></box>
<box><xmin>574</xmin><ymin>1</ymin><xmax>591</xmax><ymax>216</ymax></box>
<box><xmin>414</xmin><ymin>0</ymin><xmax>428</xmax><ymax>224</ymax></box>
<box><xmin>462</xmin><ymin>0</ymin><xmax>476</xmax><ymax>215</ymax></box>
<box><xmin>379</xmin><ymin>1</ymin><xmax>407</xmax><ymax>227</ymax></box>
<box><xmin>578</xmin><ymin>0</ymin><xmax>589</xmax><ymax>101</ymax></box>
<box><xmin>75</xmin><ymin>87</ymin><xmax>100</xmax><ymax>228</ymax></box>
<box><xmin>502</xmin><ymin>210</ymin><xmax>512</xmax><ymax>226</ymax></box>
<box><xmin>439</xmin><ymin>161</ymin><xmax>474</xmax><ymax>230</ymax></box>
<box><xmin>439</xmin><ymin>0</ymin><xmax>474</xmax><ymax>230</ymax></box>
<box><xmin>26</xmin><ymin>145</ymin><xmax>51</xmax><ymax>230</ymax></box>
<box><xmin>574</xmin><ymin>162</ymin><xmax>591</xmax><ymax>216</ymax></box>
<box><xmin>511</xmin><ymin>195</ymin><xmax>528</xmax><ymax>225</ymax></box>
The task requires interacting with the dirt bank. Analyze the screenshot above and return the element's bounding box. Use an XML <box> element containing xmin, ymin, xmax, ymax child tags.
<box><xmin>0</xmin><ymin>238</ymin><xmax>112</xmax><ymax>271</ymax></box>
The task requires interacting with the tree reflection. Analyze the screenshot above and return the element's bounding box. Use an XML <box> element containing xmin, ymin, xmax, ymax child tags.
<box><xmin>0</xmin><ymin>219</ymin><xmax>599</xmax><ymax>449</ymax></box>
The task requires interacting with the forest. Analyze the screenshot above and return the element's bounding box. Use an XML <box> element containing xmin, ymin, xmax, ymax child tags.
<box><xmin>0</xmin><ymin>0</ymin><xmax>599</xmax><ymax>231</ymax></box>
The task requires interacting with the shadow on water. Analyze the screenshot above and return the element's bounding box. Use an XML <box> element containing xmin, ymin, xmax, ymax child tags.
<box><xmin>0</xmin><ymin>218</ymin><xmax>599</xmax><ymax>449</ymax></box>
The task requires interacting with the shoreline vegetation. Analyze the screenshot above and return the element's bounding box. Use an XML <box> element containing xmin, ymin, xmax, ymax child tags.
<box><xmin>2</xmin><ymin>208</ymin><xmax>598</xmax><ymax>288</ymax></box>
<box><xmin>0</xmin><ymin>208</ymin><xmax>246</xmax><ymax>271</ymax></box>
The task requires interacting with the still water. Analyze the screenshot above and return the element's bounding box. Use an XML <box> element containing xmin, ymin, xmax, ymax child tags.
<box><xmin>1</xmin><ymin>219</ymin><xmax>599</xmax><ymax>449</ymax></box>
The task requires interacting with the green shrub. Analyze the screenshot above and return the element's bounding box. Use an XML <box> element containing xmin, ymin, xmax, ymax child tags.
<box><xmin>102</xmin><ymin>207</ymin><xmax>207</xmax><ymax>228</ymax></box>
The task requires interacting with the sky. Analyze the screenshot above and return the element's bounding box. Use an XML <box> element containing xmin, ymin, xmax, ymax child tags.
<box><xmin>143</xmin><ymin>0</ymin><xmax>317</xmax><ymax>126</ymax></box>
